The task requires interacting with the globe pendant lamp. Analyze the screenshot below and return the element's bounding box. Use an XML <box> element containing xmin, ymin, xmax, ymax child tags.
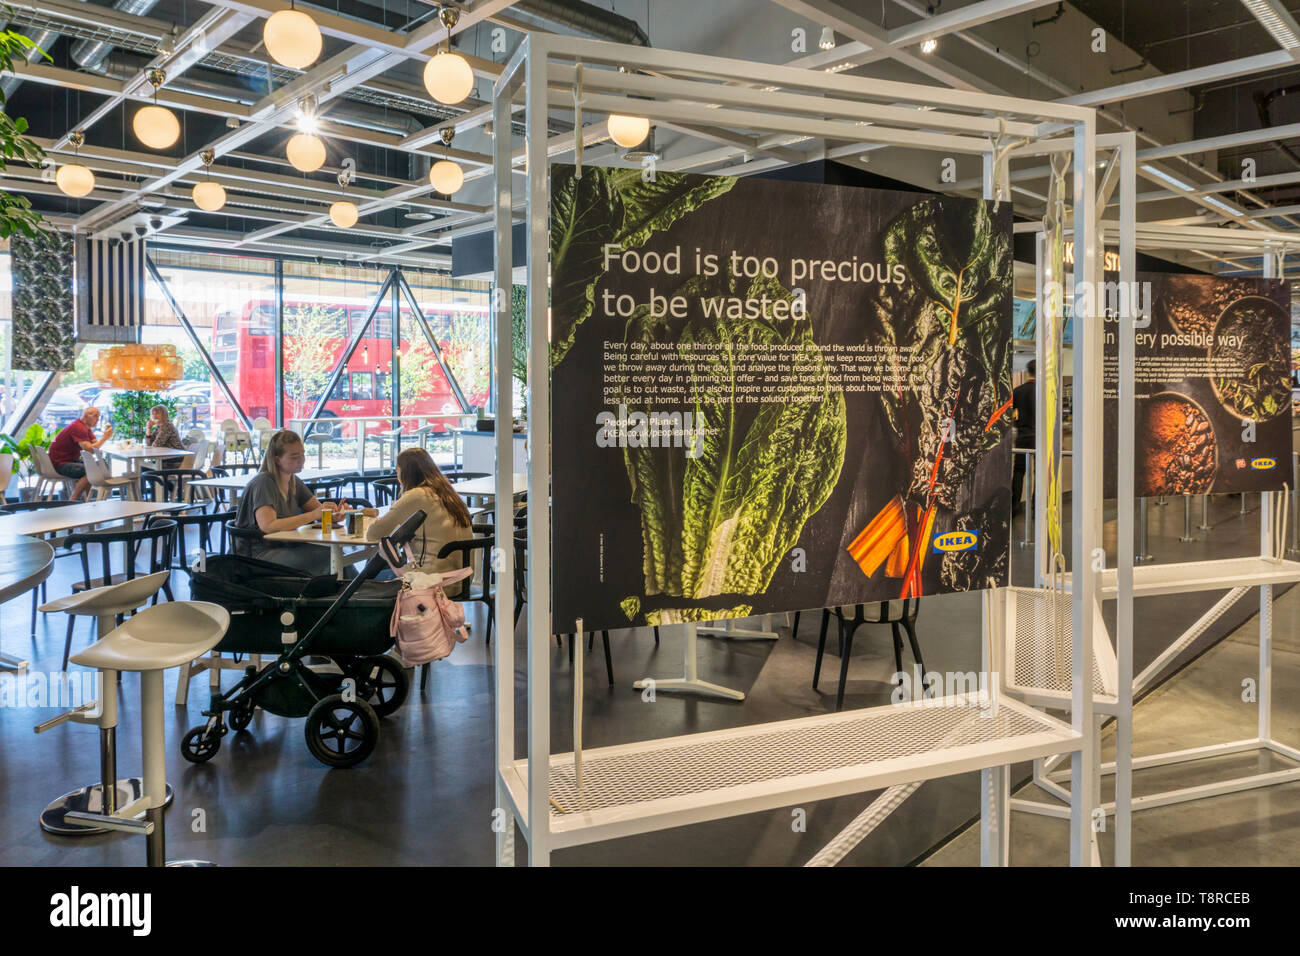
<box><xmin>329</xmin><ymin>168</ymin><xmax>358</xmax><ymax>227</ymax></box>
<box><xmin>287</xmin><ymin>132</ymin><xmax>326</xmax><ymax>172</ymax></box>
<box><xmin>428</xmin><ymin>127</ymin><xmax>463</xmax><ymax>196</ymax></box>
<box><xmin>192</xmin><ymin>149</ymin><xmax>226</xmax><ymax>211</ymax></box>
<box><xmin>424</xmin><ymin>5</ymin><xmax>473</xmax><ymax>105</ymax></box>
<box><xmin>607</xmin><ymin>113</ymin><xmax>650</xmax><ymax>149</ymax></box>
<box><xmin>57</xmin><ymin>130</ymin><xmax>95</xmax><ymax>198</ymax></box>
<box><xmin>133</xmin><ymin>69</ymin><xmax>180</xmax><ymax>150</ymax></box>
<box><xmin>264</xmin><ymin>1</ymin><xmax>322</xmax><ymax>70</ymax></box>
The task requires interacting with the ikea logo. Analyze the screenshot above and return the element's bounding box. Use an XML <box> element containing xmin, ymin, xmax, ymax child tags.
<box><xmin>1251</xmin><ymin>458</ymin><xmax>1276</xmax><ymax>470</ymax></box>
<box><xmin>932</xmin><ymin>531</ymin><xmax>978</xmax><ymax>554</ymax></box>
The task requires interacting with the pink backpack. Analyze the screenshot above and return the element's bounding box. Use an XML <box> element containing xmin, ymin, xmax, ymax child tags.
<box><xmin>388</xmin><ymin>565</ymin><xmax>475</xmax><ymax>666</ymax></box>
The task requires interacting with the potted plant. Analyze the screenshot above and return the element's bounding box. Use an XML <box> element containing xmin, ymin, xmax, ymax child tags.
<box><xmin>0</xmin><ymin>422</ymin><xmax>51</xmax><ymax>499</ymax></box>
<box><xmin>109</xmin><ymin>390</ymin><xmax>179</xmax><ymax>441</ymax></box>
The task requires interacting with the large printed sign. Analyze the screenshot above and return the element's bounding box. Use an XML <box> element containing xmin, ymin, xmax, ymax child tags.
<box><xmin>1103</xmin><ymin>274</ymin><xmax>1292</xmax><ymax>497</ymax></box>
<box><xmin>550</xmin><ymin>166</ymin><xmax>1014</xmax><ymax>630</ymax></box>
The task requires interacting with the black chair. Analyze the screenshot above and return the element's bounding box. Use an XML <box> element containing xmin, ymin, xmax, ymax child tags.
<box><xmin>0</xmin><ymin>500</ymin><xmax>90</xmax><ymax>634</ymax></box>
<box><xmin>512</xmin><ymin>532</ymin><xmax>614</xmax><ymax>684</ymax></box>
<box><xmin>209</xmin><ymin>463</ymin><xmax>259</xmax><ymax>476</ymax></box>
<box><xmin>337</xmin><ymin>496</ymin><xmax>373</xmax><ymax>510</ymax></box>
<box><xmin>161</xmin><ymin>507</ymin><xmax>234</xmax><ymax>568</ymax></box>
<box><xmin>305</xmin><ymin>478</ymin><xmax>347</xmax><ymax>501</ymax></box>
<box><xmin>138</xmin><ymin>468</ymin><xmax>209</xmax><ymax>503</ymax></box>
<box><xmin>59</xmin><ymin>519</ymin><xmax>178</xmax><ymax>669</ymax></box>
<box><xmin>223</xmin><ymin>520</ymin><xmax>264</xmax><ymax>558</ymax></box>
<box><xmin>370</xmin><ymin>476</ymin><xmax>401</xmax><ymax>506</ymax></box>
<box><xmin>422</xmin><ymin>534</ymin><xmax>496</xmax><ymax>692</ymax></box>
<box><xmin>442</xmin><ymin>470</ymin><xmax>489</xmax><ymax>483</ymax></box>
<box><xmin>813</xmin><ymin>600</ymin><xmax>926</xmax><ymax>711</ymax></box>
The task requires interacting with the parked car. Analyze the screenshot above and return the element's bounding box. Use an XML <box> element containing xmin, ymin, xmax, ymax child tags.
<box><xmin>40</xmin><ymin>387</ymin><xmax>92</xmax><ymax>431</ymax></box>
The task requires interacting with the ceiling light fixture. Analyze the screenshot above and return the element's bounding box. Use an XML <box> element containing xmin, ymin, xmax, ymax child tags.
<box><xmin>264</xmin><ymin>0</ymin><xmax>323</xmax><ymax>69</ymax></box>
<box><xmin>424</xmin><ymin>5</ymin><xmax>474</xmax><ymax>105</ymax></box>
<box><xmin>132</xmin><ymin>69</ymin><xmax>180</xmax><ymax>149</ymax></box>
<box><xmin>56</xmin><ymin>130</ymin><xmax>94</xmax><ymax>197</ymax></box>
<box><xmin>428</xmin><ymin>127</ymin><xmax>463</xmax><ymax>195</ymax></box>
<box><xmin>287</xmin><ymin>131</ymin><xmax>326</xmax><ymax>172</ymax></box>
<box><xmin>1242</xmin><ymin>0</ymin><xmax>1300</xmax><ymax>50</ymax></box>
<box><xmin>330</xmin><ymin>166</ymin><xmax>358</xmax><ymax>228</ymax></box>
<box><xmin>192</xmin><ymin>149</ymin><xmax>226</xmax><ymax>211</ymax></box>
<box><xmin>296</xmin><ymin>93</ymin><xmax>320</xmax><ymax>135</ymax></box>
<box><xmin>921</xmin><ymin>37</ymin><xmax>937</xmax><ymax>54</ymax></box>
<box><xmin>607</xmin><ymin>113</ymin><xmax>650</xmax><ymax>149</ymax></box>
<box><xmin>819</xmin><ymin>26</ymin><xmax>835</xmax><ymax>50</ymax></box>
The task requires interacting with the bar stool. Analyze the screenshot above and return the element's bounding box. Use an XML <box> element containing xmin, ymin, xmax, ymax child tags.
<box><xmin>34</xmin><ymin>571</ymin><xmax>173</xmax><ymax>836</ymax></box>
<box><xmin>65</xmin><ymin>600</ymin><xmax>229</xmax><ymax>866</ymax></box>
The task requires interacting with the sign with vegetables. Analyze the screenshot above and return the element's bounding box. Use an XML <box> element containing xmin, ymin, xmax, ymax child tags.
<box><xmin>550</xmin><ymin>166</ymin><xmax>1013</xmax><ymax>631</ymax></box>
<box><xmin>1102</xmin><ymin>274</ymin><xmax>1292</xmax><ymax>498</ymax></box>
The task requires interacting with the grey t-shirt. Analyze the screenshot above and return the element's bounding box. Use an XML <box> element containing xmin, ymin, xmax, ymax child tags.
<box><xmin>234</xmin><ymin>472</ymin><xmax>314</xmax><ymax>548</ymax></box>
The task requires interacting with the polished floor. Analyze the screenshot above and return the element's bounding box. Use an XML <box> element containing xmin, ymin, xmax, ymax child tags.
<box><xmin>0</xmin><ymin>493</ymin><xmax>1295</xmax><ymax>866</ymax></box>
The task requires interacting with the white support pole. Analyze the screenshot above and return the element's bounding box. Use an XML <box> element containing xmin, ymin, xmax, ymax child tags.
<box><xmin>1260</xmin><ymin>249</ymin><xmax>1277</xmax><ymax>746</ymax></box>
<box><xmin>523</xmin><ymin>37</ymin><xmax>553</xmax><ymax>868</ymax></box>
<box><xmin>491</xmin><ymin>54</ymin><xmax>520</xmax><ymax>869</ymax></box>
<box><xmin>1114</xmin><ymin>131</ymin><xmax>1137</xmax><ymax>868</ymax></box>
<box><xmin>1034</xmin><ymin>232</ymin><xmax>1047</xmax><ymax>588</ymax></box>
<box><xmin>1069</xmin><ymin>114</ymin><xmax>1100</xmax><ymax>867</ymax></box>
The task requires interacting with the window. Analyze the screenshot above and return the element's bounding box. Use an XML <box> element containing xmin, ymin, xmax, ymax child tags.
<box><xmin>350</xmin><ymin>371</ymin><xmax>374</xmax><ymax>400</ymax></box>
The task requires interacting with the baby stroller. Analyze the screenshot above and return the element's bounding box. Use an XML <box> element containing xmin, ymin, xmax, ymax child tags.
<box><xmin>180</xmin><ymin>511</ymin><xmax>425</xmax><ymax>768</ymax></box>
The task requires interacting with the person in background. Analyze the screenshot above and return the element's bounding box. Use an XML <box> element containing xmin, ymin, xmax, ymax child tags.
<box><xmin>1012</xmin><ymin>359</ymin><xmax>1036</xmax><ymax>517</ymax></box>
<box><xmin>233</xmin><ymin>429</ymin><xmax>345</xmax><ymax>576</ymax></box>
<box><xmin>145</xmin><ymin>404</ymin><xmax>186</xmax><ymax>469</ymax></box>
<box><xmin>366</xmin><ymin>447</ymin><xmax>473</xmax><ymax>594</ymax></box>
<box><xmin>49</xmin><ymin>406</ymin><xmax>113</xmax><ymax>501</ymax></box>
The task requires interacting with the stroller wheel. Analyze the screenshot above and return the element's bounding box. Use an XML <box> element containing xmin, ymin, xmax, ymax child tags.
<box><xmin>229</xmin><ymin>698</ymin><xmax>256</xmax><ymax>732</ymax></box>
<box><xmin>356</xmin><ymin>655</ymin><xmax>410</xmax><ymax>718</ymax></box>
<box><xmin>181</xmin><ymin>726</ymin><xmax>221</xmax><ymax>764</ymax></box>
<box><xmin>304</xmin><ymin>695</ymin><xmax>379</xmax><ymax>768</ymax></box>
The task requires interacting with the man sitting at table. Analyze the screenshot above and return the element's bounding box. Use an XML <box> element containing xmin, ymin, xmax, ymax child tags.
<box><xmin>49</xmin><ymin>406</ymin><xmax>113</xmax><ymax>501</ymax></box>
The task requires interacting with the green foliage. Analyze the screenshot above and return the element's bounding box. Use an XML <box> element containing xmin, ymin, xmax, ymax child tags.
<box><xmin>109</xmin><ymin>391</ymin><xmax>177</xmax><ymax>439</ymax></box>
<box><xmin>0</xmin><ymin>21</ymin><xmax>49</xmax><ymax>240</ymax></box>
<box><xmin>0</xmin><ymin>422</ymin><xmax>50</xmax><ymax>476</ymax></box>
<box><xmin>511</xmin><ymin>285</ymin><xmax>527</xmax><ymax>386</ymax></box>
<box><xmin>548</xmin><ymin>166</ymin><xmax>735</xmax><ymax>368</ymax></box>
<box><xmin>282</xmin><ymin>302</ymin><xmax>344</xmax><ymax>417</ymax></box>
<box><xmin>619</xmin><ymin>268</ymin><xmax>846</xmax><ymax>619</ymax></box>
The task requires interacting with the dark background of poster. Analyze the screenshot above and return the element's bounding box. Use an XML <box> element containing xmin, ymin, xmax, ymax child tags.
<box><xmin>1103</xmin><ymin>274</ymin><xmax>1292</xmax><ymax>498</ymax></box>
<box><xmin>551</xmin><ymin>172</ymin><xmax>1011</xmax><ymax>632</ymax></box>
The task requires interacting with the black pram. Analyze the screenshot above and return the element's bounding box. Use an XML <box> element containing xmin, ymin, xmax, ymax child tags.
<box><xmin>180</xmin><ymin>511</ymin><xmax>425</xmax><ymax>768</ymax></box>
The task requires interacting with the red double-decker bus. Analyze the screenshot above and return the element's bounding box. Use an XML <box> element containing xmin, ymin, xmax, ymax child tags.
<box><xmin>208</xmin><ymin>295</ymin><xmax>489</xmax><ymax>434</ymax></box>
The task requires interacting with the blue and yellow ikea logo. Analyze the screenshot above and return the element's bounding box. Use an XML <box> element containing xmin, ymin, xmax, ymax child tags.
<box><xmin>932</xmin><ymin>531</ymin><xmax>979</xmax><ymax>554</ymax></box>
<box><xmin>1251</xmin><ymin>458</ymin><xmax>1276</xmax><ymax>470</ymax></box>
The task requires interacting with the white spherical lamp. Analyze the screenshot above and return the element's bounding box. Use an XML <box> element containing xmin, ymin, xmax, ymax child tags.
<box><xmin>429</xmin><ymin>159</ymin><xmax>463</xmax><ymax>196</ymax></box>
<box><xmin>192</xmin><ymin>180</ymin><xmax>227</xmax><ymax>212</ymax></box>
<box><xmin>607</xmin><ymin>114</ymin><xmax>650</xmax><ymax>149</ymax></box>
<box><xmin>423</xmin><ymin>51</ymin><xmax>473</xmax><ymax>105</ymax></box>
<box><xmin>329</xmin><ymin>200</ymin><xmax>358</xmax><ymax>228</ymax></box>
<box><xmin>56</xmin><ymin>163</ymin><xmax>95</xmax><ymax>198</ymax></box>
<box><xmin>286</xmin><ymin>132</ymin><xmax>326</xmax><ymax>172</ymax></box>
<box><xmin>264</xmin><ymin>8</ymin><xmax>322</xmax><ymax>70</ymax></box>
<box><xmin>133</xmin><ymin>104</ymin><xmax>180</xmax><ymax>149</ymax></box>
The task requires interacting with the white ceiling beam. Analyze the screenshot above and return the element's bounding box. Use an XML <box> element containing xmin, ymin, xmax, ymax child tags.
<box><xmin>1240</xmin><ymin>0</ymin><xmax>1300</xmax><ymax>51</ymax></box>
<box><xmin>1058</xmin><ymin>50</ymin><xmax>1300</xmax><ymax>108</ymax></box>
<box><xmin>885</xmin><ymin>0</ymin><xmax>1061</xmax><ymax>47</ymax></box>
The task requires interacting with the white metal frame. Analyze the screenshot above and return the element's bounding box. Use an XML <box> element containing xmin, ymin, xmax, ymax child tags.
<box><xmin>490</xmin><ymin>32</ymin><xmax>1103</xmax><ymax>867</ymax></box>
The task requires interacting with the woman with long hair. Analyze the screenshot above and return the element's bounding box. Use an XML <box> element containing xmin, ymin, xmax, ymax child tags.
<box><xmin>233</xmin><ymin>429</ymin><xmax>341</xmax><ymax>575</ymax></box>
<box><xmin>146</xmin><ymin>404</ymin><xmax>186</xmax><ymax>468</ymax></box>
<box><xmin>366</xmin><ymin>447</ymin><xmax>473</xmax><ymax>588</ymax></box>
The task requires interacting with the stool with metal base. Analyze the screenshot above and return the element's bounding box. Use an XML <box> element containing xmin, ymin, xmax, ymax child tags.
<box><xmin>34</xmin><ymin>571</ymin><xmax>174</xmax><ymax>835</ymax></box>
<box><xmin>64</xmin><ymin>600</ymin><xmax>230</xmax><ymax>866</ymax></box>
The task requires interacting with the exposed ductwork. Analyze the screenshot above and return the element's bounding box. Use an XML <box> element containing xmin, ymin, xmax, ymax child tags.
<box><xmin>510</xmin><ymin>0</ymin><xmax>649</xmax><ymax>46</ymax></box>
<box><xmin>0</xmin><ymin>26</ymin><xmax>61</xmax><ymax>100</ymax></box>
<box><xmin>71</xmin><ymin>0</ymin><xmax>163</xmax><ymax>73</ymax></box>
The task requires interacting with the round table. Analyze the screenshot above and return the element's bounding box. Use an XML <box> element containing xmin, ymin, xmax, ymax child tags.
<box><xmin>0</xmin><ymin>533</ymin><xmax>53</xmax><ymax>670</ymax></box>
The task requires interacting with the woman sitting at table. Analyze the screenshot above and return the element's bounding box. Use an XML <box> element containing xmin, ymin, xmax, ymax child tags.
<box><xmin>366</xmin><ymin>448</ymin><xmax>473</xmax><ymax>593</ymax></box>
<box><xmin>233</xmin><ymin>429</ymin><xmax>341</xmax><ymax>576</ymax></box>
<box><xmin>145</xmin><ymin>404</ymin><xmax>187</xmax><ymax>469</ymax></box>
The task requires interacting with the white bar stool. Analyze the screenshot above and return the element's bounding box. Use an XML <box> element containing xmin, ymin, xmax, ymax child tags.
<box><xmin>66</xmin><ymin>600</ymin><xmax>229</xmax><ymax>866</ymax></box>
<box><xmin>35</xmin><ymin>571</ymin><xmax>173</xmax><ymax>835</ymax></box>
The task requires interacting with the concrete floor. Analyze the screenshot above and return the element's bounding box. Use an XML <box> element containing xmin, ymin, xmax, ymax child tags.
<box><xmin>0</xmin><ymin>492</ymin><xmax>1295</xmax><ymax>866</ymax></box>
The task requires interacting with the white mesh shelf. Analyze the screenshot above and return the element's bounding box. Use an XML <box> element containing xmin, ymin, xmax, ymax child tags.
<box><xmin>1062</xmin><ymin>557</ymin><xmax>1300</xmax><ymax>599</ymax></box>
<box><xmin>503</xmin><ymin>696</ymin><xmax>1079</xmax><ymax>848</ymax></box>
<box><xmin>1003</xmin><ymin>587</ymin><xmax>1117</xmax><ymax>709</ymax></box>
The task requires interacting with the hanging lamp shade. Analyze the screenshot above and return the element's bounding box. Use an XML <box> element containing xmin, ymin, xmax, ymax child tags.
<box><xmin>607</xmin><ymin>114</ymin><xmax>650</xmax><ymax>149</ymax></box>
<box><xmin>56</xmin><ymin>163</ymin><xmax>95</xmax><ymax>197</ymax></box>
<box><xmin>92</xmin><ymin>344</ymin><xmax>183</xmax><ymax>390</ymax></box>
<box><xmin>264</xmin><ymin>8</ymin><xmax>322</xmax><ymax>70</ymax></box>
<box><xmin>329</xmin><ymin>200</ymin><xmax>358</xmax><ymax>228</ymax></box>
<box><xmin>193</xmin><ymin>180</ymin><xmax>227</xmax><ymax>211</ymax></box>
<box><xmin>429</xmin><ymin>159</ymin><xmax>463</xmax><ymax>196</ymax></box>
<box><xmin>423</xmin><ymin>51</ymin><xmax>473</xmax><ymax>105</ymax></box>
<box><xmin>133</xmin><ymin>103</ymin><xmax>180</xmax><ymax>149</ymax></box>
<box><xmin>286</xmin><ymin>132</ymin><xmax>326</xmax><ymax>172</ymax></box>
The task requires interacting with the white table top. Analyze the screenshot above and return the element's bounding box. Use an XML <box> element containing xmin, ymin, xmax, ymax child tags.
<box><xmin>101</xmin><ymin>443</ymin><xmax>189</xmax><ymax>460</ymax></box>
<box><xmin>0</xmin><ymin>500</ymin><xmax>188</xmax><ymax>536</ymax></box>
<box><xmin>455</xmin><ymin>474</ymin><xmax>527</xmax><ymax>498</ymax></box>
<box><xmin>264</xmin><ymin>510</ymin><xmax>386</xmax><ymax>548</ymax></box>
<box><xmin>189</xmin><ymin>467</ymin><xmax>353</xmax><ymax>491</ymax></box>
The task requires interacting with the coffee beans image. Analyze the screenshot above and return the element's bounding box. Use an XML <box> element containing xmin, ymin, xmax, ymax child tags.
<box><xmin>1158</xmin><ymin>277</ymin><xmax>1262</xmax><ymax>338</ymax></box>
<box><xmin>1136</xmin><ymin>393</ymin><xmax>1217</xmax><ymax>496</ymax></box>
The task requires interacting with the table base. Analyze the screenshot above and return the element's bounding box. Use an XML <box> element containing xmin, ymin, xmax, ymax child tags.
<box><xmin>40</xmin><ymin>779</ymin><xmax>174</xmax><ymax>836</ymax></box>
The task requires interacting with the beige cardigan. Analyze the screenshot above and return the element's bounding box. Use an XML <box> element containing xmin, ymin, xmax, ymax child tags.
<box><xmin>365</xmin><ymin>487</ymin><xmax>473</xmax><ymax>584</ymax></box>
